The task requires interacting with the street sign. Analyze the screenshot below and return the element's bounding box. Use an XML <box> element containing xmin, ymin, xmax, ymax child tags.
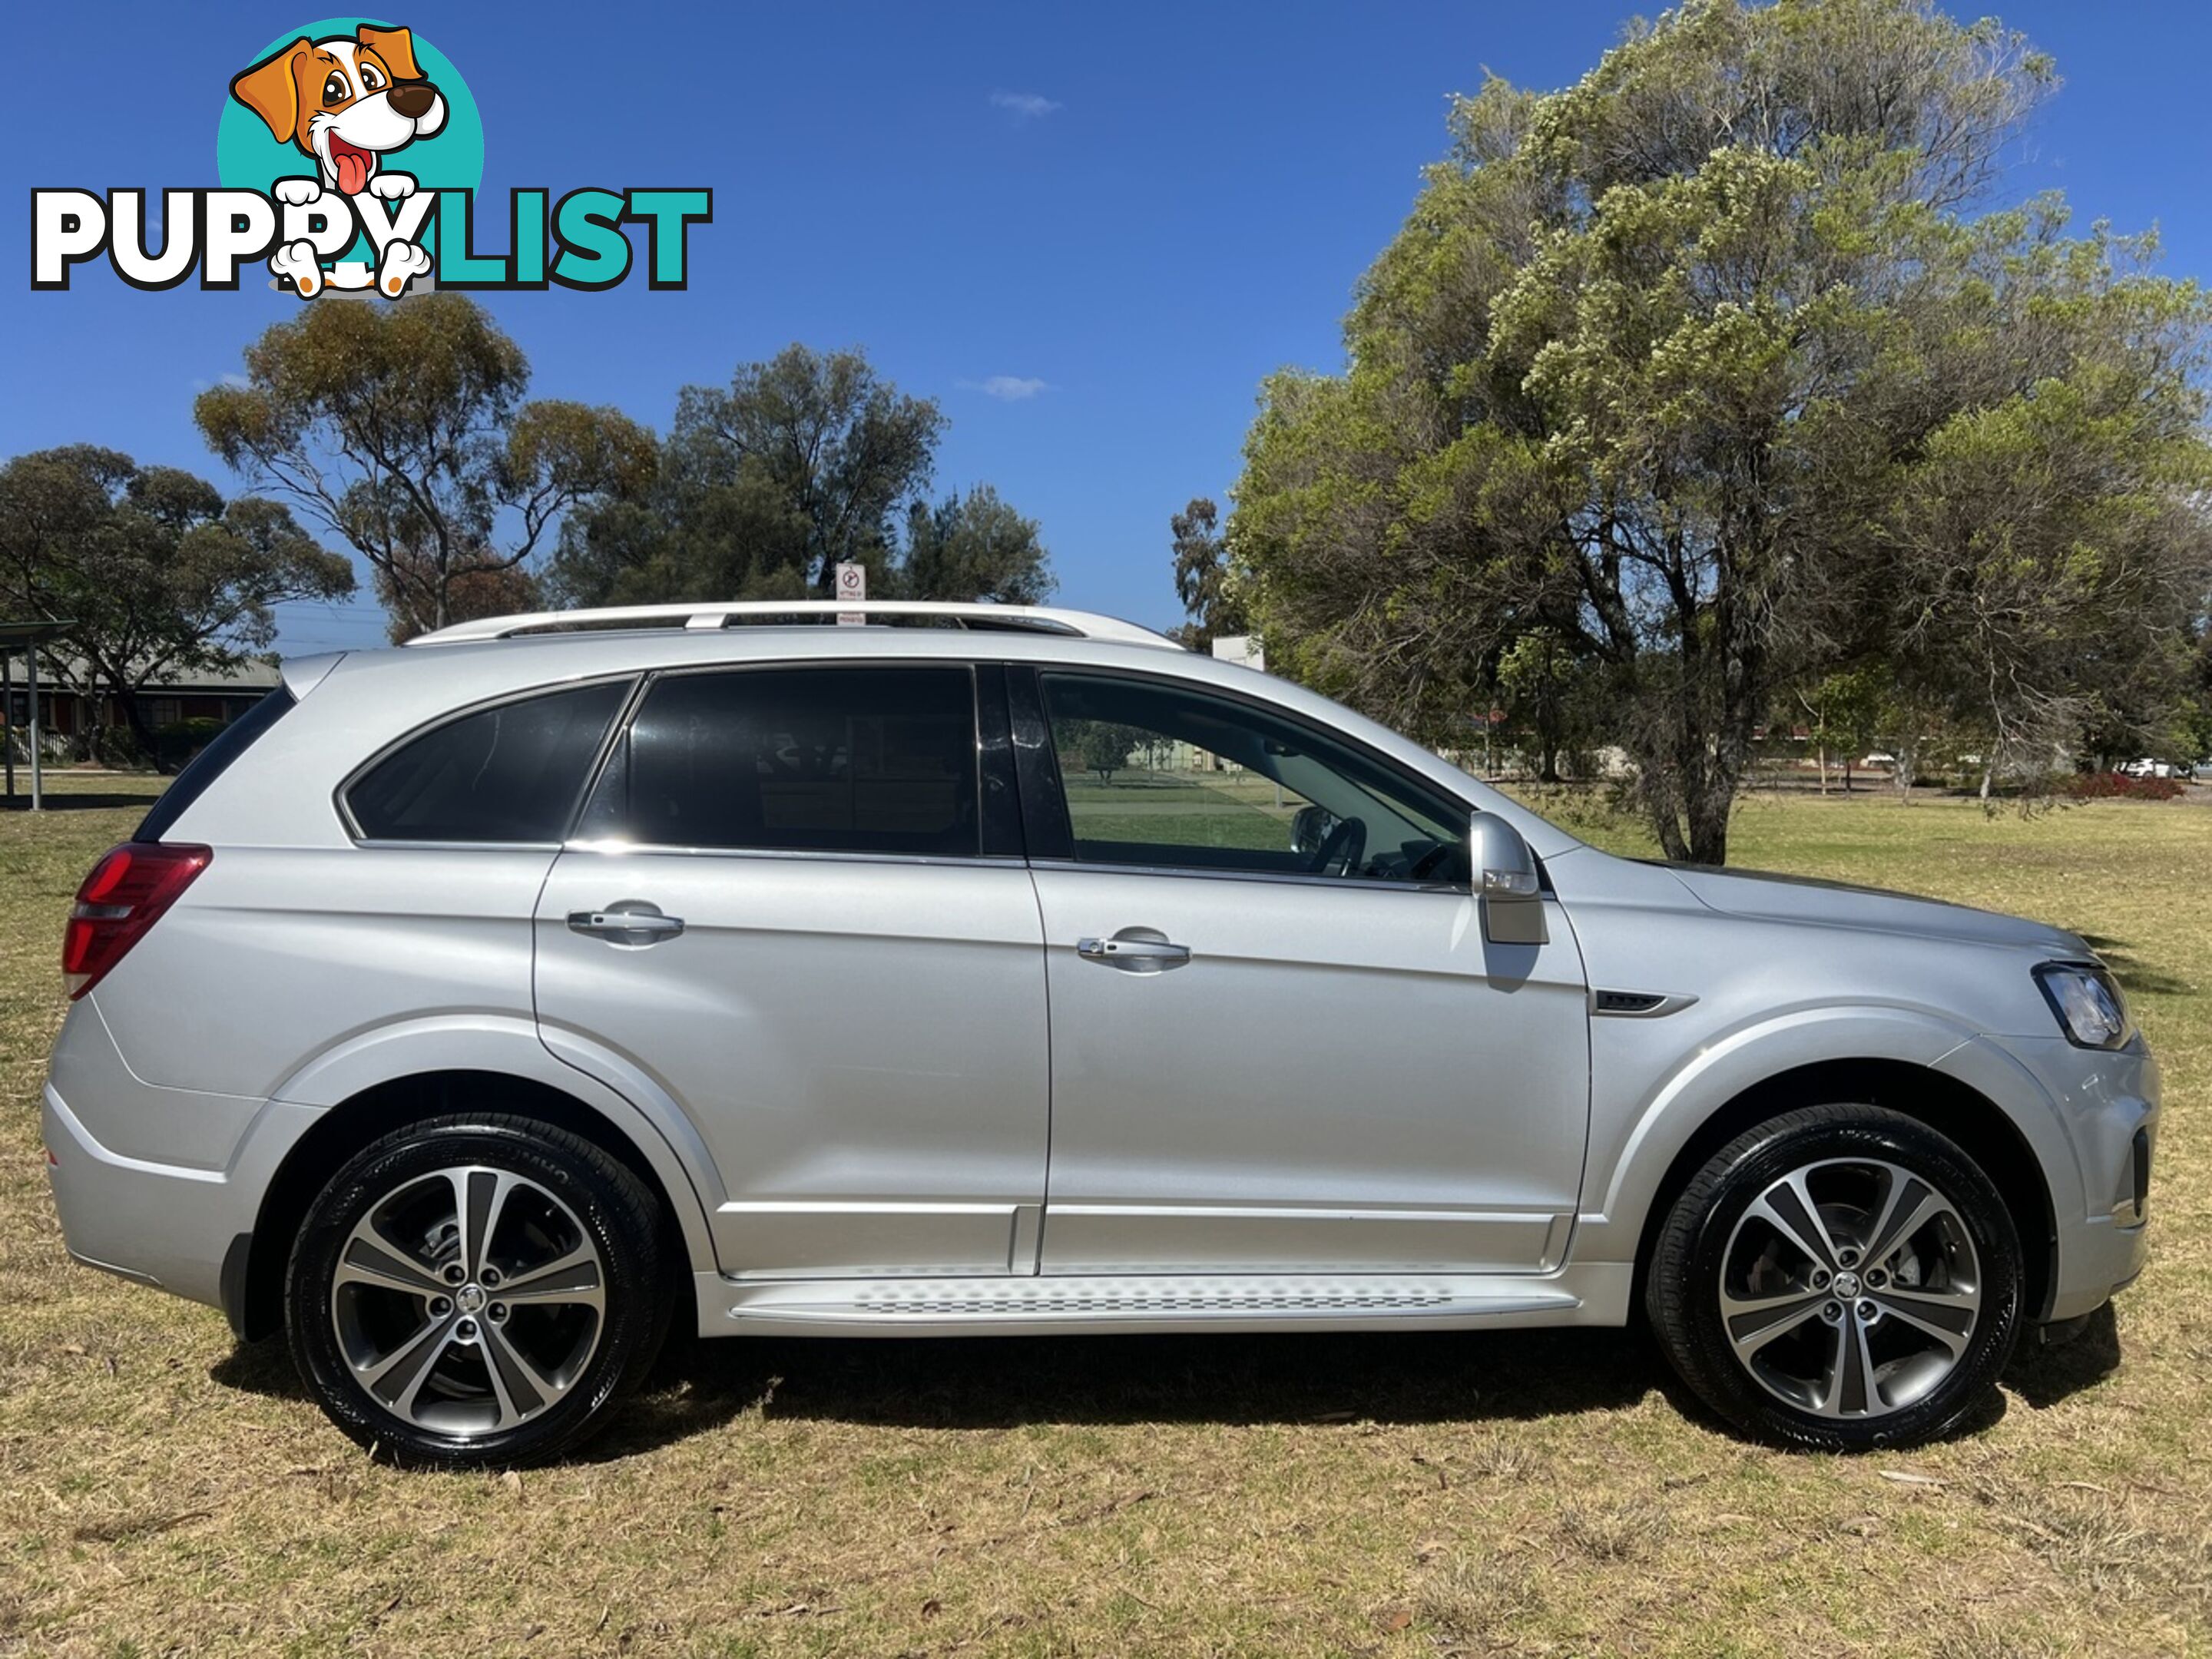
<box><xmin>835</xmin><ymin>561</ymin><xmax>866</xmax><ymax>625</ymax></box>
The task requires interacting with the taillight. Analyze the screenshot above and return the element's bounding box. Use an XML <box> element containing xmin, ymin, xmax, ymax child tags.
<box><xmin>61</xmin><ymin>843</ymin><xmax>211</xmax><ymax>1000</ymax></box>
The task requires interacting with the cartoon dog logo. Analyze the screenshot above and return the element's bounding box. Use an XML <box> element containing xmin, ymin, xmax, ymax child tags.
<box><xmin>229</xmin><ymin>23</ymin><xmax>445</xmax><ymax>296</ymax></box>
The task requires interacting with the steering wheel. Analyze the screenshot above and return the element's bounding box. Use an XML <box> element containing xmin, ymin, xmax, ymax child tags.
<box><xmin>1306</xmin><ymin>816</ymin><xmax>1366</xmax><ymax>878</ymax></box>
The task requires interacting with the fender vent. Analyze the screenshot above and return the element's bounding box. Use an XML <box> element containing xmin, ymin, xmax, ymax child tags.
<box><xmin>1594</xmin><ymin>989</ymin><xmax>1669</xmax><ymax>1015</ymax></box>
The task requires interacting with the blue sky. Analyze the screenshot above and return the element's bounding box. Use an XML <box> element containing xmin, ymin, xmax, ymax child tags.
<box><xmin>5</xmin><ymin>1</ymin><xmax>2209</xmax><ymax>654</ymax></box>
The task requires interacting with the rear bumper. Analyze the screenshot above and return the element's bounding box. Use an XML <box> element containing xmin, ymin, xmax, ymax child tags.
<box><xmin>41</xmin><ymin>1063</ymin><xmax>323</xmax><ymax>1330</ymax></box>
<box><xmin>42</xmin><ymin>1082</ymin><xmax>242</xmax><ymax>1311</ymax></box>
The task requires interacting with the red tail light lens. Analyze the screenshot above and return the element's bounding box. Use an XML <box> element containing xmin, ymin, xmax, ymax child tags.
<box><xmin>62</xmin><ymin>842</ymin><xmax>211</xmax><ymax>1000</ymax></box>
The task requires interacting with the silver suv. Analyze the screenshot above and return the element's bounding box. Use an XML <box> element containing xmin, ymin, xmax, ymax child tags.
<box><xmin>42</xmin><ymin>601</ymin><xmax>2157</xmax><ymax>1465</ymax></box>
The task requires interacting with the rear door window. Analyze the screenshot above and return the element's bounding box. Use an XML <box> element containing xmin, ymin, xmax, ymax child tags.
<box><xmin>578</xmin><ymin>665</ymin><xmax>981</xmax><ymax>858</ymax></box>
<box><xmin>345</xmin><ymin>679</ymin><xmax>631</xmax><ymax>843</ymax></box>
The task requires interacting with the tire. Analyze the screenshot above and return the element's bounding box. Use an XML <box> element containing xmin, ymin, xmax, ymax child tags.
<box><xmin>1645</xmin><ymin>1104</ymin><xmax>2022</xmax><ymax>1451</ymax></box>
<box><xmin>286</xmin><ymin>1114</ymin><xmax>668</xmax><ymax>1469</ymax></box>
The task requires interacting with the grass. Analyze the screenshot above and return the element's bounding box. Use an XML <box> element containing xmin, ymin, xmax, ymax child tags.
<box><xmin>1064</xmin><ymin>770</ymin><xmax>1308</xmax><ymax>852</ymax></box>
<box><xmin>2</xmin><ymin>775</ymin><xmax>2207</xmax><ymax>1655</ymax></box>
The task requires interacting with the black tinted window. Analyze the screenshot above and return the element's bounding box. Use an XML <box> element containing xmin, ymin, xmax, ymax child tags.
<box><xmin>581</xmin><ymin>667</ymin><xmax>979</xmax><ymax>857</ymax></box>
<box><xmin>347</xmin><ymin>680</ymin><xmax>628</xmax><ymax>843</ymax></box>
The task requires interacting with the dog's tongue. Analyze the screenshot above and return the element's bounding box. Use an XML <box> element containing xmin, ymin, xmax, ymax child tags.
<box><xmin>334</xmin><ymin>146</ymin><xmax>372</xmax><ymax>196</ymax></box>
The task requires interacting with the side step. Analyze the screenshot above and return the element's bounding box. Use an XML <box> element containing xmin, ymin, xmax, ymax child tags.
<box><xmin>702</xmin><ymin>1273</ymin><xmax>1589</xmax><ymax>1337</ymax></box>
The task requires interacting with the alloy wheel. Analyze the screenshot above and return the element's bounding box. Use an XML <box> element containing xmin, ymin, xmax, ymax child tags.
<box><xmin>1717</xmin><ymin>1157</ymin><xmax>1982</xmax><ymax>1420</ymax></box>
<box><xmin>329</xmin><ymin>1165</ymin><xmax>607</xmax><ymax>1437</ymax></box>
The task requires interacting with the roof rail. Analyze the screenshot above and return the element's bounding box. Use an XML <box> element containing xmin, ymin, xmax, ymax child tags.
<box><xmin>406</xmin><ymin>600</ymin><xmax>1185</xmax><ymax>651</ymax></box>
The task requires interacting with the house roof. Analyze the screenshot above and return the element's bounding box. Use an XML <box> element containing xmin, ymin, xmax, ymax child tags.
<box><xmin>36</xmin><ymin>656</ymin><xmax>285</xmax><ymax>694</ymax></box>
<box><xmin>0</xmin><ymin>619</ymin><xmax>72</xmax><ymax>647</ymax></box>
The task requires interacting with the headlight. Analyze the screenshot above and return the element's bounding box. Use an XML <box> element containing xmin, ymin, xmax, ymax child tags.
<box><xmin>2033</xmin><ymin>961</ymin><xmax>2131</xmax><ymax>1049</ymax></box>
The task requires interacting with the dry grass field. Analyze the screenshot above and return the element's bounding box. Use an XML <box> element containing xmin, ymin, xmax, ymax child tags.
<box><xmin>2</xmin><ymin>775</ymin><xmax>2206</xmax><ymax>1656</ymax></box>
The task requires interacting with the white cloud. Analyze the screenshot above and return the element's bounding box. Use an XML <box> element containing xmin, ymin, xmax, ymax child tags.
<box><xmin>190</xmin><ymin>371</ymin><xmax>251</xmax><ymax>393</ymax></box>
<box><xmin>988</xmin><ymin>89</ymin><xmax>1061</xmax><ymax>121</ymax></box>
<box><xmin>958</xmin><ymin>375</ymin><xmax>1050</xmax><ymax>402</ymax></box>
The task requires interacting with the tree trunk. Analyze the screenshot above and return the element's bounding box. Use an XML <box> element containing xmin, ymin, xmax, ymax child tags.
<box><xmin>111</xmin><ymin>684</ymin><xmax>168</xmax><ymax>773</ymax></box>
<box><xmin>1816</xmin><ymin>744</ymin><xmax>1829</xmax><ymax>795</ymax></box>
<box><xmin>1686</xmin><ymin>777</ymin><xmax>1733</xmax><ymax>866</ymax></box>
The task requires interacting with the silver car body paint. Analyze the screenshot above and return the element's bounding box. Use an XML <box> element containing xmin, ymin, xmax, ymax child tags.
<box><xmin>42</xmin><ymin>621</ymin><xmax>2157</xmax><ymax>1342</ymax></box>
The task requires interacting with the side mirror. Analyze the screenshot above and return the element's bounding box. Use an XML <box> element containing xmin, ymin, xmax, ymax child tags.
<box><xmin>1290</xmin><ymin>803</ymin><xmax>1337</xmax><ymax>856</ymax></box>
<box><xmin>1471</xmin><ymin>811</ymin><xmax>1547</xmax><ymax>945</ymax></box>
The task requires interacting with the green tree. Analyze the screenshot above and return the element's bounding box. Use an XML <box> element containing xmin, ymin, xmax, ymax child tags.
<box><xmin>550</xmin><ymin>345</ymin><xmax>1055</xmax><ymax>611</ymax></box>
<box><xmin>1064</xmin><ymin>720</ymin><xmax>1147</xmax><ymax>784</ymax></box>
<box><xmin>551</xmin><ymin>345</ymin><xmax>942</xmax><ymax>608</ymax></box>
<box><xmin>899</xmin><ymin>485</ymin><xmax>1055</xmax><ymax>604</ymax></box>
<box><xmin>1231</xmin><ymin>0</ymin><xmax>2212</xmax><ymax>863</ymax></box>
<box><xmin>2181</xmin><ymin>624</ymin><xmax>2212</xmax><ymax>765</ymax></box>
<box><xmin>194</xmin><ymin>295</ymin><xmax>656</xmax><ymax>637</ymax></box>
<box><xmin>1496</xmin><ymin>628</ymin><xmax>1602</xmax><ymax>783</ymax></box>
<box><xmin>1168</xmin><ymin>497</ymin><xmax>1246</xmax><ymax>651</ymax></box>
<box><xmin>0</xmin><ymin>445</ymin><xmax>352</xmax><ymax>763</ymax></box>
<box><xmin>1884</xmin><ymin>371</ymin><xmax>2212</xmax><ymax>795</ymax></box>
<box><xmin>670</xmin><ymin>345</ymin><xmax>942</xmax><ymax>600</ymax></box>
<box><xmin>1796</xmin><ymin>669</ymin><xmax>1886</xmax><ymax>794</ymax></box>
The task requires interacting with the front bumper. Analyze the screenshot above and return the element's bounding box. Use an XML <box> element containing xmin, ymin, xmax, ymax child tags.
<box><xmin>1942</xmin><ymin>1032</ymin><xmax>2157</xmax><ymax>1323</ymax></box>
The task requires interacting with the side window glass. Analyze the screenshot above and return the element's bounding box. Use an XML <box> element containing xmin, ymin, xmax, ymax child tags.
<box><xmin>580</xmin><ymin>666</ymin><xmax>981</xmax><ymax>858</ymax></box>
<box><xmin>1037</xmin><ymin>671</ymin><xmax>1466</xmax><ymax>884</ymax></box>
<box><xmin>346</xmin><ymin>679</ymin><xmax>629</xmax><ymax>843</ymax></box>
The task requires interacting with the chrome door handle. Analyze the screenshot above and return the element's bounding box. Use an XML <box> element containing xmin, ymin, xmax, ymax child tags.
<box><xmin>568</xmin><ymin>905</ymin><xmax>684</xmax><ymax>944</ymax></box>
<box><xmin>1075</xmin><ymin>929</ymin><xmax>1191</xmax><ymax>972</ymax></box>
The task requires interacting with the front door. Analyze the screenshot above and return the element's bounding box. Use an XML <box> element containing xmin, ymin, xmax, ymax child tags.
<box><xmin>534</xmin><ymin>661</ymin><xmax>1048</xmax><ymax>1279</ymax></box>
<box><xmin>1018</xmin><ymin>667</ymin><xmax>1589</xmax><ymax>1276</ymax></box>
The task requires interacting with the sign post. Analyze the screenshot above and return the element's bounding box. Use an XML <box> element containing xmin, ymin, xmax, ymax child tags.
<box><xmin>834</xmin><ymin>561</ymin><xmax>866</xmax><ymax>626</ymax></box>
<box><xmin>25</xmin><ymin>641</ymin><xmax>41</xmax><ymax>813</ymax></box>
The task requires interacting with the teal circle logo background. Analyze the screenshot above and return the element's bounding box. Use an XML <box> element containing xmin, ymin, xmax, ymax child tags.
<box><xmin>215</xmin><ymin>18</ymin><xmax>484</xmax><ymax>198</ymax></box>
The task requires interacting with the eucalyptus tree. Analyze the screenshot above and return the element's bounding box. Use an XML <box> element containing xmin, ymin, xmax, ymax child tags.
<box><xmin>0</xmin><ymin>445</ymin><xmax>352</xmax><ymax>761</ymax></box>
<box><xmin>195</xmin><ymin>295</ymin><xmax>656</xmax><ymax>637</ymax></box>
<box><xmin>1233</xmin><ymin>0</ymin><xmax>2212</xmax><ymax>861</ymax></box>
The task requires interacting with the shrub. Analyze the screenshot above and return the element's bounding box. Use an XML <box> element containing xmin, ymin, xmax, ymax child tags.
<box><xmin>2061</xmin><ymin>770</ymin><xmax>2184</xmax><ymax>801</ymax></box>
<box><xmin>154</xmin><ymin>717</ymin><xmax>228</xmax><ymax>772</ymax></box>
<box><xmin>88</xmin><ymin>725</ymin><xmax>147</xmax><ymax>770</ymax></box>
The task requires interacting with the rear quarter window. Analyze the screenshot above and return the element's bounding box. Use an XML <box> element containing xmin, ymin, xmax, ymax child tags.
<box><xmin>136</xmin><ymin>685</ymin><xmax>296</xmax><ymax>843</ymax></box>
<box><xmin>344</xmin><ymin>679</ymin><xmax>631</xmax><ymax>843</ymax></box>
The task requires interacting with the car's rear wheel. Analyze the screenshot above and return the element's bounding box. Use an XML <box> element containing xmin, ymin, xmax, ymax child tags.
<box><xmin>1647</xmin><ymin>1104</ymin><xmax>2022</xmax><ymax>1449</ymax></box>
<box><xmin>286</xmin><ymin>1114</ymin><xmax>667</xmax><ymax>1467</ymax></box>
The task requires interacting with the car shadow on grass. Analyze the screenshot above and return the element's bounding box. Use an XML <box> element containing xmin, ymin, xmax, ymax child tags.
<box><xmin>591</xmin><ymin>1326</ymin><xmax>1661</xmax><ymax>1457</ymax></box>
<box><xmin>2072</xmin><ymin>934</ymin><xmax>2193</xmax><ymax>999</ymax></box>
<box><xmin>210</xmin><ymin>1305</ymin><xmax>2123</xmax><ymax>1459</ymax></box>
<box><xmin>2003</xmin><ymin>1302</ymin><xmax>2123</xmax><ymax>1409</ymax></box>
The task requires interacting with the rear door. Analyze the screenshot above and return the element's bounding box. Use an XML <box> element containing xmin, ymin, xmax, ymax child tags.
<box><xmin>534</xmin><ymin>661</ymin><xmax>1050</xmax><ymax>1279</ymax></box>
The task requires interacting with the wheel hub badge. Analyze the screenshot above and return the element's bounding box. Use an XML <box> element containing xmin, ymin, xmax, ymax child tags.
<box><xmin>455</xmin><ymin>1283</ymin><xmax>488</xmax><ymax>1315</ymax></box>
<box><xmin>1831</xmin><ymin>1270</ymin><xmax>1861</xmax><ymax>1300</ymax></box>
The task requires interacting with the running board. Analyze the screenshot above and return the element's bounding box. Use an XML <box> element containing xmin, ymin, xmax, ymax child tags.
<box><xmin>699</xmin><ymin>1272</ymin><xmax>1592</xmax><ymax>1338</ymax></box>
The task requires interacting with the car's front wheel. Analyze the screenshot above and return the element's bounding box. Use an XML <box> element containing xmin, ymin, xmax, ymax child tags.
<box><xmin>1647</xmin><ymin>1104</ymin><xmax>2023</xmax><ymax>1449</ymax></box>
<box><xmin>286</xmin><ymin>1114</ymin><xmax>667</xmax><ymax>1468</ymax></box>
